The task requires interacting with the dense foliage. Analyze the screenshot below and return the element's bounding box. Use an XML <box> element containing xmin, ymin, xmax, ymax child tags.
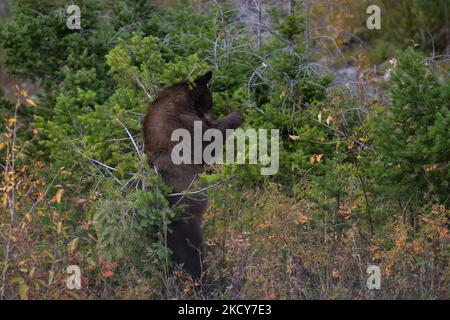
<box><xmin>370</xmin><ymin>49</ymin><xmax>450</xmax><ymax>207</ymax></box>
<box><xmin>0</xmin><ymin>0</ymin><xmax>448</xmax><ymax>299</ymax></box>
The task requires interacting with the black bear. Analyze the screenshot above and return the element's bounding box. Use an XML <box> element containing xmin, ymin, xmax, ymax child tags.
<box><xmin>142</xmin><ymin>71</ymin><xmax>242</xmax><ymax>278</ymax></box>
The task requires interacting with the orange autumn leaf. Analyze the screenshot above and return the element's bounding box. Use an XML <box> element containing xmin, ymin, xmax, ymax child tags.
<box><xmin>298</xmin><ymin>214</ymin><xmax>309</xmax><ymax>224</ymax></box>
<box><xmin>310</xmin><ymin>154</ymin><xmax>324</xmax><ymax>164</ymax></box>
<box><xmin>54</xmin><ymin>189</ymin><xmax>64</xmax><ymax>204</ymax></box>
<box><xmin>25</xmin><ymin>98</ymin><xmax>37</xmax><ymax>107</ymax></box>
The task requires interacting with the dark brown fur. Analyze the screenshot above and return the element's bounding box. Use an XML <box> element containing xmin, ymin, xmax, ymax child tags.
<box><xmin>142</xmin><ymin>71</ymin><xmax>242</xmax><ymax>278</ymax></box>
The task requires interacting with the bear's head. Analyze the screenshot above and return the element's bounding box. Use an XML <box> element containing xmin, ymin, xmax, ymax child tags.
<box><xmin>189</xmin><ymin>71</ymin><xmax>213</xmax><ymax>115</ymax></box>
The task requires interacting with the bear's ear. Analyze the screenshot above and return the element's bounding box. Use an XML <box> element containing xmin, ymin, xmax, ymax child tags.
<box><xmin>195</xmin><ymin>71</ymin><xmax>212</xmax><ymax>87</ymax></box>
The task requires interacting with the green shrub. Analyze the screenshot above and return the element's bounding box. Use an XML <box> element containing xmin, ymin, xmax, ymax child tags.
<box><xmin>93</xmin><ymin>172</ymin><xmax>175</xmax><ymax>270</ymax></box>
<box><xmin>370</xmin><ymin>49</ymin><xmax>450</xmax><ymax>207</ymax></box>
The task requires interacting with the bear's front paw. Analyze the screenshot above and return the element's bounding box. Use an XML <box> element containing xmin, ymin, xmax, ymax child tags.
<box><xmin>228</xmin><ymin>111</ymin><xmax>243</xmax><ymax>127</ymax></box>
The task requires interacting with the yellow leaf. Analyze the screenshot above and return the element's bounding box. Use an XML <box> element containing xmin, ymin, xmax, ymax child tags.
<box><xmin>18</xmin><ymin>283</ymin><xmax>29</xmax><ymax>300</ymax></box>
<box><xmin>25</xmin><ymin>98</ymin><xmax>37</xmax><ymax>107</ymax></box>
<box><xmin>20</xmin><ymin>89</ymin><xmax>28</xmax><ymax>97</ymax></box>
<box><xmin>318</xmin><ymin>111</ymin><xmax>323</xmax><ymax>122</ymax></box>
<box><xmin>29</xmin><ymin>267</ymin><xmax>36</xmax><ymax>279</ymax></box>
<box><xmin>48</xmin><ymin>270</ymin><xmax>54</xmax><ymax>286</ymax></box>
<box><xmin>310</xmin><ymin>154</ymin><xmax>324</xmax><ymax>164</ymax></box>
<box><xmin>2</xmin><ymin>193</ymin><xmax>7</xmax><ymax>207</ymax></box>
<box><xmin>68</xmin><ymin>237</ymin><xmax>79</xmax><ymax>253</ymax></box>
<box><xmin>10</xmin><ymin>276</ymin><xmax>24</xmax><ymax>284</ymax></box>
<box><xmin>56</xmin><ymin>221</ymin><xmax>62</xmax><ymax>235</ymax></box>
<box><xmin>0</xmin><ymin>142</ymin><xmax>5</xmax><ymax>151</ymax></box>
<box><xmin>54</xmin><ymin>189</ymin><xmax>64</xmax><ymax>204</ymax></box>
<box><xmin>326</xmin><ymin>115</ymin><xmax>333</xmax><ymax>125</ymax></box>
<box><xmin>7</xmin><ymin>117</ymin><xmax>16</xmax><ymax>128</ymax></box>
<box><xmin>347</xmin><ymin>141</ymin><xmax>354</xmax><ymax>150</ymax></box>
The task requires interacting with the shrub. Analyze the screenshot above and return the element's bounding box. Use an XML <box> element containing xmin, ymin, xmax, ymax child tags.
<box><xmin>93</xmin><ymin>174</ymin><xmax>175</xmax><ymax>272</ymax></box>
<box><xmin>370</xmin><ymin>49</ymin><xmax>450</xmax><ymax>208</ymax></box>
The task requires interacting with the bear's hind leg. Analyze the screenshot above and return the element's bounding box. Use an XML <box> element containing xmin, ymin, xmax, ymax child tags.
<box><xmin>167</xmin><ymin>218</ymin><xmax>203</xmax><ymax>279</ymax></box>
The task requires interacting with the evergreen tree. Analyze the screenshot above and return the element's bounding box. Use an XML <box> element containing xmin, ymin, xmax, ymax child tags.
<box><xmin>370</xmin><ymin>49</ymin><xmax>450</xmax><ymax>207</ymax></box>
